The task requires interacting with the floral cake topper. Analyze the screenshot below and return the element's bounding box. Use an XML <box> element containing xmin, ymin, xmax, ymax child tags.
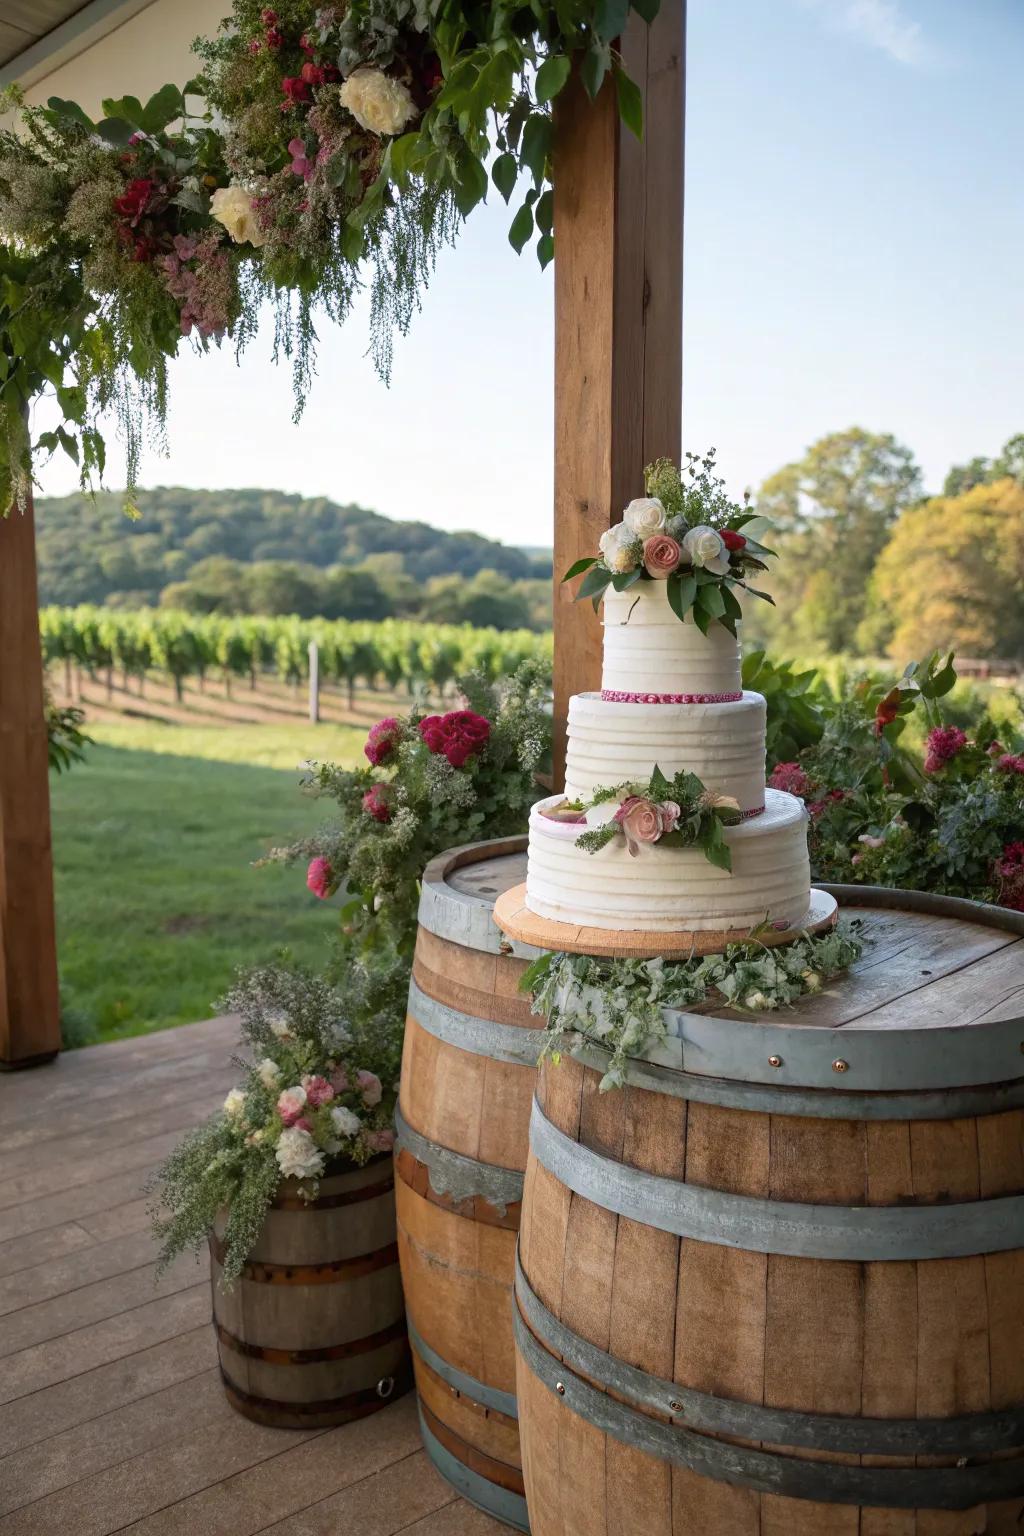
<box><xmin>541</xmin><ymin>764</ymin><xmax>743</xmax><ymax>871</ymax></box>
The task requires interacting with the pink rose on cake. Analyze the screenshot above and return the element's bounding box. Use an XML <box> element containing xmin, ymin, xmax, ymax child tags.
<box><xmin>642</xmin><ymin>534</ymin><xmax>682</xmax><ymax>579</ymax></box>
<box><xmin>612</xmin><ymin>795</ymin><xmax>681</xmax><ymax>857</ymax></box>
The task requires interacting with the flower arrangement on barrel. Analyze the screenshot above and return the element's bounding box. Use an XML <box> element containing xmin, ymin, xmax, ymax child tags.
<box><xmin>0</xmin><ymin>0</ymin><xmax>662</xmax><ymax>509</ymax></box>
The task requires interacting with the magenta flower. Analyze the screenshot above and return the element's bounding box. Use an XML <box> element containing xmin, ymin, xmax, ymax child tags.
<box><xmin>923</xmin><ymin>725</ymin><xmax>967</xmax><ymax>775</ymax></box>
<box><xmin>306</xmin><ymin>856</ymin><xmax>333</xmax><ymax>899</ymax></box>
<box><xmin>768</xmin><ymin>761</ymin><xmax>811</xmax><ymax>798</ymax></box>
<box><xmin>995</xmin><ymin>753</ymin><xmax>1024</xmax><ymax>775</ymax></box>
<box><xmin>302</xmin><ymin>1074</ymin><xmax>335</xmax><ymax>1108</ymax></box>
<box><xmin>364</xmin><ymin>716</ymin><xmax>401</xmax><ymax>765</ymax></box>
<box><xmin>418</xmin><ymin>710</ymin><xmax>491</xmax><ymax>768</ymax></box>
<box><xmin>362</xmin><ymin>784</ymin><xmax>393</xmax><ymax>822</ymax></box>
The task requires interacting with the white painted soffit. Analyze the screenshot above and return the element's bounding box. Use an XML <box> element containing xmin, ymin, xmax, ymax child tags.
<box><xmin>0</xmin><ymin>0</ymin><xmax>159</xmax><ymax>91</ymax></box>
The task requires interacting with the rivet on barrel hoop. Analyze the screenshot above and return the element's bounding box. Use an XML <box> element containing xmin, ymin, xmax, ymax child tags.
<box><xmin>832</xmin><ymin>1059</ymin><xmax>849</xmax><ymax>1073</ymax></box>
<box><xmin>376</xmin><ymin>1376</ymin><xmax>395</xmax><ymax>1400</ymax></box>
<box><xmin>499</xmin><ymin>938</ymin><xmax>513</xmax><ymax>955</ymax></box>
<box><xmin>556</xmin><ymin>1381</ymin><xmax>566</xmax><ymax>1395</ymax></box>
<box><xmin>768</xmin><ymin>1055</ymin><xmax>783</xmax><ymax>1068</ymax></box>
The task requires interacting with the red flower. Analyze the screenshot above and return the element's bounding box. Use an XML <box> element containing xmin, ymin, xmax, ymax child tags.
<box><xmin>300</xmin><ymin>32</ymin><xmax>314</xmax><ymax>53</ymax></box>
<box><xmin>364</xmin><ymin>716</ymin><xmax>401</xmax><ymax>766</ymax></box>
<box><xmin>768</xmin><ymin>761</ymin><xmax>811</xmax><ymax>798</ymax></box>
<box><xmin>923</xmin><ymin>725</ymin><xmax>967</xmax><ymax>775</ymax></box>
<box><xmin>281</xmin><ymin>76</ymin><xmax>311</xmax><ymax>106</ymax></box>
<box><xmin>300</xmin><ymin>60</ymin><xmax>326</xmax><ymax>85</ymax></box>
<box><xmin>363</xmin><ymin>784</ymin><xmax>393</xmax><ymax>822</ymax></box>
<box><xmin>306</xmin><ymin>856</ymin><xmax>333</xmax><ymax>899</ymax></box>
<box><xmin>418</xmin><ymin>710</ymin><xmax>491</xmax><ymax>769</ymax></box>
<box><xmin>113</xmin><ymin>177</ymin><xmax>154</xmax><ymax>225</ymax></box>
<box><xmin>994</xmin><ymin>841</ymin><xmax>1024</xmax><ymax>911</ymax></box>
<box><xmin>995</xmin><ymin>752</ymin><xmax>1024</xmax><ymax>775</ymax></box>
<box><xmin>265</xmin><ymin>26</ymin><xmax>283</xmax><ymax>48</ymax></box>
<box><xmin>872</xmin><ymin>687</ymin><xmax>902</xmax><ymax>738</ymax></box>
<box><xmin>808</xmin><ymin>789</ymin><xmax>846</xmax><ymax>819</ymax></box>
<box><xmin>721</xmin><ymin>529</ymin><xmax>747</xmax><ymax>552</ymax></box>
<box><xmin>260</xmin><ymin>7</ymin><xmax>278</xmax><ymax>21</ymax></box>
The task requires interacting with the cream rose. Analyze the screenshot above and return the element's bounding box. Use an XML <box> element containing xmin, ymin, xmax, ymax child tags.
<box><xmin>598</xmin><ymin>524</ymin><xmax>640</xmax><ymax>575</ymax></box>
<box><xmin>330</xmin><ymin>1105</ymin><xmax>363</xmax><ymax>1138</ymax></box>
<box><xmin>256</xmin><ymin>1057</ymin><xmax>280</xmax><ymax>1090</ymax></box>
<box><xmin>682</xmin><ymin>524</ymin><xmax>730</xmax><ymax>576</ymax></box>
<box><xmin>275</xmin><ymin>1126</ymin><xmax>324</xmax><ymax>1181</ymax></box>
<box><xmin>339</xmin><ymin>68</ymin><xmax>417</xmax><ymax>137</ymax></box>
<box><xmin>223</xmin><ymin>1088</ymin><xmax>246</xmax><ymax>1118</ymax></box>
<box><xmin>623</xmin><ymin>497</ymin><xmax>666</xmax><ymax>540</ymax></box>
<box><xmin>209</xmin><ymin>184</ymin><xmax>265</xmax><ymax>247</ymax></box>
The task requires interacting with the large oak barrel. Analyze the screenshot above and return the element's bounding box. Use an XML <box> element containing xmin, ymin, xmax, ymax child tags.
<box><xmin>515</xmin><ymin>889</ymin><xmax>1024</xmax><ymax>1534</ymax></box>
<box><xmin>210</xmin><ymin>1153</ymin><xmax>411</xmax><ymax>1427</ymax></box>
<box><xmin>396</xmin><ymin>836</ymin><xmax>538</xmax><ymax>1531</ymax></box>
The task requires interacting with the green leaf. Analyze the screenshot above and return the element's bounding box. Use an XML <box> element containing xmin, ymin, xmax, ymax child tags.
<box><xmin>46</xmin><ymin>97</ymin><xmax>95</xmax><ymax>132</ymax></box>
<box><xmin>610</xmin><ymin>567</ymin><xmax>643</xmax><ymax>591</ymax></box>
<box><xmin>595</xmin><ymin>0</ymin><xmax>632</xmax><ymax>40</ymax></box>
<box><xmin>519</xmin><ymin>952</ymin><xmax>553</xmax><ymax>994</ymax></box>
<box><xmin>577</xmin><ymin>565</ymin><xmax>613</xmax><ymax>603</ymax></box>
<box><xmin>453</xmin><ymin>152</ymin><xmax>488</xmax><ymax>215</ymax></box>
<box><xmin>738</xmin><ymin>582</ymin><xmax>775</xmax><ymax>605</ymax></box>
<box><xmin>141</xmin><ymin>84</ymin><xmax>185</xmax><ymax>134</ymax></box>
<box><xmin>614</xmin><ymin>66</ymin><xmax>643</xmax><ymax>139</ymax></box>
<box><xmin>691</xmin><ymin>602</ymin><xmax>711</xmax><ymax>635</ymax></box>
<box><xmin>101</xmin><ymin>94</ymin><xmax>146</xmax><ymax>128</ymax></box>
<box><xmin>508</xmin><ymin>199</ymin><xmax>535</xmax><ymax>254</ymax></box>
<box><xmin>535</xmin><ymin>54</ymin><xmax>571</xmax><ymax>104</ymax></box>
<box><xmin>630</xmin><ymin>0</ymin><xmax>662</xmax><ymax>21</ymax></box>
<box><xmin>666</xmin><ymin>571</ymin><xmax>697</xmax><ymax>622</ymax></box>
<box><xmin>534</xmin><ymin>188</ymin><xmax>554</xmax><ymax>235</ymax></box>
<box><xmin>491</xmin><ymin>151</ymin><xmax>518</xmax><ymax>203</ymax></box>
<box><xmin>721</xmin><ymin>584</ymin><xmax>743</xmax><ymax>624</ymax></box>
<box><xmin>701</xmin><ymin>815</ymin><xmax>733</xmax><ymax>873</ymax></box>
<box><xmin>697</xmin><ymin>582</ymin><xmax>726</xmax><ymax>620</ymax></box>
<box><xmin>389</xmin><ymin>131</ymin><xmax>422</xmax><ymax>183</ymax></box>
<box><xmin>537</xmin><ymin>232</ymin><xmax>555</xmax><ymax>269</ymax></box>
<box><xmin>96</xmin><ymin>117</ymin><xmax>136</xmax><ymax>147</ymax></box>
<box><xmin>581</xmin><ymin>42</ymin><xmax>612</xmax><ymax>100</ymax></box>
<box><xmin>520</xmin><ymin>112</ymin><xmax>552</xmax><ymax>183</ymax></box>
<box><xmin>562</xmin><ymin>556</ymin><xmax>598</xmax><ymax>581</ymax></box>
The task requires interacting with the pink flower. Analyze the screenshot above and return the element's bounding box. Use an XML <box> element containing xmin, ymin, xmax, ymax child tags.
<box><xmin>287</xmin><ymin>136</ymin><xmax>313</xmax><ymax>180</ymax></box>
<box><xmin>365</xmin><ymin>716</ymin><xmax>401</xmax><ymax>765</ymax></box>
<box><xmin>924</xmin><ymin>725</ymin><xmax>967</xmax><ymax>775</ymax></box>
<box><xmin>768</xmin><ymin>761</ymin><xmax>811</xmax><ymax>798</ymax></box>
<box><xmin>418</xmin><ymin>710</ymin><xmax>491</xmax><ymax>769</ymax></box>
<box><xmin>306</xmin><ymin>856</ymin><xmax>333</xmax><ymax>899</ymax></box>
<box><xmin>248</xmin><ymin>37</ymin><xmax>262</xmax><ymax>53</ymax></box>
<box><xmin>260</xmin><ymin>6</ymin><xmax>278</xmax><ymax>21</ymax></box>
<box><xmin>329</xmin><ymin>1065</ymin><xmax>349</xmax><ymax>1094</ymax></box>
<box><xmin>293</xmin><ymin>1116</ymin><xmax>314</xmax><ymax>1134</ymax></box>
<box><xmin>995</xmin><ymin>753</ymin><xmax>1024</xmax><ymax>775</ymax></box>
<box><xmin>357</xmin><ymin>1069</ymin><xmax>383</xmax><ymax>1107</ymax></box>
<box><xmin>363</xmin><ymin>784</ymin><xmax>393</xmax><ymax>822</ymax></box>
<box><xmin>988</xmin><ymin>740</ymin><xmax>1006</xmax><ymax>757</ymax></box>
<box><xmin>281</xmin><ymin>76</ymin><xmax>312</xmax><ymax>107</ymax></box>
<box><xmin>994</xmin><ymin>842</ymin><xmax>1024</xmax><ymax>911</ymax></box>
<box><xmin>277</xmin><ymin>1086</ymin><xmax>308</xmax><ymax>1127</ymax></box>
<box><xmin>642</xmin><ymin>534</ymin><xmax>682</xmax><ymax>579</ymax></box>
<box><xmin>302</xmin><ymin>1074</ymin><xmax>335</xmax><ymax>1108</ymax></box>
<box><xmin>858</xmin><ymin>834</ymin><xmax>886</xmax><ymax>849</ymax></box>
<box><xmin>363</xmin><ymin>1128</ymin><xmax>396</xmax><ymax>1153</ymax></box>
<box><xmin>265</xmin><ymin>26</ymin><xmax>283</xmax><ymax>48</ymax></box>
<box><xmin>613</xmin><ymin>796</ymin><xmax>680</xmax><ymax>856</ymax></box>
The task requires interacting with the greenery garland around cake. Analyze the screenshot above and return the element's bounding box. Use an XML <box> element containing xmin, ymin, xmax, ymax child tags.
<box><xmin>563</xmin><ymin>449</ymin><xmax>777</xmax><ymax>633</ymax></box>
<box><xmin>520</xmin><ymin>924</ymin><xmax>865</xmax><ymax>1090</ymax></box>
<box><xmin>540</xmin><ymin>764</ymin><xmax>742</xmax><ymax>869</ymax></box>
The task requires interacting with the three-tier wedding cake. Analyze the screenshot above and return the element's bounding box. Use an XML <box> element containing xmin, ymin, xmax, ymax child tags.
<box><xmin>525</xmin><ymin>582</ymin><xmax>812</xmax><ymax>935</ymax></box>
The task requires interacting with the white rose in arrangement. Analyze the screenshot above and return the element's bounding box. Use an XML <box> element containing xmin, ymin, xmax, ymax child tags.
<box><xmin>267</xmin><ymin>1013</ymin><xmax>292</xmax><ymax>1039</ymax></box>
<box><xmin>275</xmin><ymin>1126</ymin><xmax>325</xmax><ymax>1181</ymax></box>
<box><xmin>744</xmin><ymin>990</ymin><xmax>775</xmax><ymax>1011</ymax></box>
<box><xmin>623</xmin><ymin>497</ymin><xmax>666</xmax><ymax>540</ymax></box>
<box><xmin>256</xmin><ymin>1057</ymin><xmax>281</xmax><ymax>1090</ymax></box>
<box><xmin>339</xmin><ymin>68</ymin><xmax>417</xmax><ymax>137</ymax></box>
<box><xmin>682</xmin><ymin>524</ymin><xmax>730</xmax><ymax>576</ymax></box>
<box><xmin>209</xmin><ymin>184</ymin><xmax>265</xmax><ymax>247</ymax></box>
<box><xmin>223</xmin><ymin>1088</ymin><xmax>247</xmax><ymax>1118</ymax></box>
<box><xmin>598</xmin><ymin>524</ymin><xmax>640</xmax><ymax>575</ymax></box>
<box><xmin>330</xmin><ymin>1105</ymin><xmax>363</xmax><ymax>1138</ymax></box>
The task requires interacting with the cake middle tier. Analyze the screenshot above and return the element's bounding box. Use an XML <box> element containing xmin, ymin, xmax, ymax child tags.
<box><xmin>564</xmin><ymin>691</ymin><xmax>767</xmax><ymax>814</ymax></box>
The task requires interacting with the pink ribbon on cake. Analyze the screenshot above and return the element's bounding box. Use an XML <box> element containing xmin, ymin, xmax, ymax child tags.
<box><xmin>600</xmin><ymin>689</ymin><xmax>744</xmax><ymax>704</ymax></box>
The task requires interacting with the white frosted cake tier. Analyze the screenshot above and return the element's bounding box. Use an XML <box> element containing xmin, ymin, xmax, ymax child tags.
<box><xmin>564</xmin><ymin>691</ymin><xmax>767</xmax><ymax>814</ymax></box>
<box><xmin>525</xmin><ymin>788</ymin><xmax>810</xmax><ymax>933</ymax></box>
<box><xmin>602</xmin><ymin>583</ymin><xmax>742</xmax><ymax>698</ymax></box>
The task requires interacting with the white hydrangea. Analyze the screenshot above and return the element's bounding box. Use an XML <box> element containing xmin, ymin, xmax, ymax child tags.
<box><xmin>623</xmin><ymin>497</ymin><xmax>666</xmax><ymax>539</ymax></box>
<box><xmin>330</xmin><ymin>1105</ymin><xmax>363</xmax><ymax>1138</ymax></box>
<box><xmin>256</xmin><ymin>1057</ymin><xmax>281</xmax><ymax>1089</ymax></box>
<box><xmin>223</xmin><ymin>1088</ymin><xmax>247</xmax><ymax>1118</ymax></box>
<box><xmin>339</xmin><ymin>68</ymin><xmax>417</xmax><ymax>137</ymax></box>
<box><xmin>275</xmin><ymin>1126</ymin><xmax>325</xmax><ymax>1181</ymax></box>
<box><xmin>209</xmin><ymin>184</ymin><xmax>265</xmax><ymax>247</ymax></box>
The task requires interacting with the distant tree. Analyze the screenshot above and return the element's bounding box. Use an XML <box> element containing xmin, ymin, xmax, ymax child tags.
<box><xmin>757</xmin><ymin>428</ymin><xmax>922</xmax><ymax>653</ymax></box>
<box><xmin>320</xmin><ymin>566</ymin><xmax>390</xmax><ymax>620</ymax></box>
<box><xmin>420</xmin><ymin>570</ymin><xmax>534</xmax><ymax>630</ymax></box>
<box><xmin>241</xmin><ymin>562</ymin><xmax>323</xmax><ymax>618</ymax></box>
<box><xmin>858</xmin><ymin>478</ymin><xmax>1024</xmax><ymax>660</ymax></box>
<box><xmin>943</xmin><ymin>432</ymin><xmax>1024</xmax><ymax>497</ymax></box>
<box><xmin>159</xmin><ymin>556</ymin><xmax>249</xmax><ymax>613</ymax></box>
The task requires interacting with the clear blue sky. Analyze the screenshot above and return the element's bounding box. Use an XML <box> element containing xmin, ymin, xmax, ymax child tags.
<box><xmin>35</xmin><ymin>0</ymin><xmax>1024</xmax><ymax>545</ymax></box>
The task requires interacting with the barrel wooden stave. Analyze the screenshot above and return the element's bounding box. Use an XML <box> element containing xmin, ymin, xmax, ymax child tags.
<box><xmin>517</xmin><ymin>1051</ymin><xmax>1024</xmax><ymax>1534</ymax></box>
<box><xmin>211</xmin><ymin>1154</ymin><xmax>410</xmax><ymax>1427</ymax></box>
<box><xmin>396</xmin><ymin>836</ymin><xmax>535</xmax><ymax>1530</ymax></box>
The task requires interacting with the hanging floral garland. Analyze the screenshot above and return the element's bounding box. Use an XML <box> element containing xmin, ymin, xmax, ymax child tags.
<box><xmin>0</xmin><ymin>0</ymin><xmax>661</xmax><ymax>511</ymax></box>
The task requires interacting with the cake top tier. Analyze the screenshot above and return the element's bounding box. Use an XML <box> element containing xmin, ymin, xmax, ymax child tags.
<box><xmin>601</xmin><ymin>583</ymin><xmax>743</xmax><ymax>698</ymax></box>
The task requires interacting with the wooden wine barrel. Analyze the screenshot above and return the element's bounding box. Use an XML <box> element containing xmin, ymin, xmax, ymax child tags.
<box><xmin>210</xmin><ymin>1153</ymin><xmax>411</xmax><ymax>1428</ymax></box>
<box><xmin>514</xmin><ymin>889</ymin><xmax>1024</xmax><ymax>1534</ymax></box>
<box><xmin>396</xmin><ymin>835</ymin><xmax>539</xmax><ymax>1532</ymax></box>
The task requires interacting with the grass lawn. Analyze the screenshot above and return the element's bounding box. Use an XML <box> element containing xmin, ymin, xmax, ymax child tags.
<box><xmin>51</xmin><ymin>722</ymin><xmax>365</xmax><ymax>1045</ymax></box>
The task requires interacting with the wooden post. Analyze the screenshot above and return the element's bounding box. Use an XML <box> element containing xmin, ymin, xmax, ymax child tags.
<box><xmin>0</xmin><ymin>495</ymin><xmax>62</xmax><ymax>1067</ymax></box>
<box><xmin>308</xmin><ymin>639</ymin><xmax>320</xmax><ymax>724</ymax></box>
<box><xmin>551</xmin><ymin>3</ymin><xmax>685</xmax><ymax>782</ymax></box>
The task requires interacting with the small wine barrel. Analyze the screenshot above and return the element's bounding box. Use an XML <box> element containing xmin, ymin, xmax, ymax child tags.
<box><xmin>396</xmin><ymin>836</ymin><xmax>539</xmax><ymax>1532</ymax></box>
<box><xmin>210</xmin><ymin>1153</ymin><xmax>411</xmax><ymax>1427</ymax></box>
<box><xmin>514</xmin><ymin>889</ymin><xmax>1024</xmax><ymax>1534</ymax></box>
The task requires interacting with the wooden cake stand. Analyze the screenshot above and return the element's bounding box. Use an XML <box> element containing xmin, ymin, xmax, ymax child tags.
<box><xmin>492</xmin><ymin>885</ymin><xmax>838</xmax><ymax>959</ymax></box>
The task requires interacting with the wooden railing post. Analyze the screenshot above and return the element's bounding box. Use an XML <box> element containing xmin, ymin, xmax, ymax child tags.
<box><xmin>0</xmin><ymin>494</ymin><xmax>61</xmax><ymax>1067</ymax></box>
<box><xmin>551</xmin><ymin>2</ymin><xmax>685</xmax><ymax>783</ymax></box>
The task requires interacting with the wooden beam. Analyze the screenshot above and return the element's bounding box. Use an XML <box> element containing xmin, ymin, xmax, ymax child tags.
<box><xmin>551</xmin><ymin>2</ymin><xmax>685</xmax><ymax>783</ymax></box>
<box><xmin>0</xmin><ymin>495</ymin><xmax>61</xmax><ymax>1067</ymax></box>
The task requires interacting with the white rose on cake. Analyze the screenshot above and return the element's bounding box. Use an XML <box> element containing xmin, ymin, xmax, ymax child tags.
<box><xmin>682</xmin><ymin>524</ymin><xmax>730</xmax><ymax>576</ymax></box>
<box><xmin>598</xmin><ymin>524</ymin><xmax>640</xmax><ymax>574</ymax></box>
<box><xmin>209</xmin><ymin>185</ymin><xmax>265</xmax><ymax>247</ymax></box>
<box><xmin>339</xmin><ymin>69</ymin><xmax>417</xmax><ymax>137</ymax></box>
<box><xmin>622</xmin><ymin>497</ymin><xmax>666</xmax><ymax>539</ymax></box>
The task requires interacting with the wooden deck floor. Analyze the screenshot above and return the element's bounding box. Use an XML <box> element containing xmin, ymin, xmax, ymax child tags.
<box><xmin>0</xmin><ymin>1016</ymin><xmax>504</xmax><ymax>1536</ymax></box>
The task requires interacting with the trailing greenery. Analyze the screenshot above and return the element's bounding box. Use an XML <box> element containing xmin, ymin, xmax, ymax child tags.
<box><xmin>45</xmin><ymin>690</ymin><xmax>90</xmax><ymax>772</ymax></box>
<box><xmin>0</xmin><ymin>0</ymin><xmax>661</xmax><ymax>507</ymax></box>
<box><xmin>521</xmin><ymin>923</ymin><xmax>865</xmax><ymax>1090</ymax></box>
<box><xmin>151</xmin><ymin>961</ymin><xmax>401</xmax><ymax>1281</ymax></box>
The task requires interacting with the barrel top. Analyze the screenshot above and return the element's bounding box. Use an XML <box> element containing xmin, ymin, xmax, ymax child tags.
<box><xmin>417</xmin><ymin>837</ymin><xmax>534</xmax><ymax>955</ymax></box>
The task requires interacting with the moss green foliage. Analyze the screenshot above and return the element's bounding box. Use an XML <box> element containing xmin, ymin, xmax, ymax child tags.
<box><xmin>523</xmin><ymin>924</ymin><xmax>865</xmax><ymax>1090</ymax></box>
<box><xmin>0</xmin><ymin>0</ymin><xmax>661</xmax><ymax>506</ymax></box>
<box><xmin>151</xmin><ymin>961</ymin><xmax>401</xmax><ymax>1281</ymax></box>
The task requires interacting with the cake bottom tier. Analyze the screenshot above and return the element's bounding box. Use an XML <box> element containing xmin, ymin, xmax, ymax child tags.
<box><xmin>525</xmin><ymin>788</ymin><xmax>810</xmax><ymax>933</ymax></box>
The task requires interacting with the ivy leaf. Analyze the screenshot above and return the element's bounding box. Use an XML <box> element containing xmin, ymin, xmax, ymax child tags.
<box><xmin>508</xmin><ymin>199</ymin><xmax>535</xmax><ymax>254</ymax></box>
<box><xmin>562</xmin><ymin>556</ymin><xmax>598</xmax><ymax>581</ymax></box>
<box><xmin>520</xmin><ymin>113</ymin><xmax>552</xmax><ymax>184</ymax></box>
<box><xmin>614</xmin><ymin>66</ymin><xmax>643</xmax><ymax>139</ymax></box>
<box><xmin>581</xmin><ymin>41</ymin><xmax>612</xmax><ymax>100</ymax></box>
<box><xmin>595</xmin><ymin>0</ymin><xmax>632</xmax><ymax>40</ymax></box>
<box><xmin>537</xmin><ymin>233</ymin><xmax>555</xmax><ymax>269</ymax></box>
<box><xmin>491</xmin><ymin>151</ymin><xmax>518</xmax><ymax>203</ymax></box>
<box><xmin>666</xmin><ymin>570</ymin><xmax>697</xmax><ymax>622</ymax></box>
<box><xmin>535</xmin><ymin>54</ymin><xmax>571</xmax><ymax>104</ymax></box>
